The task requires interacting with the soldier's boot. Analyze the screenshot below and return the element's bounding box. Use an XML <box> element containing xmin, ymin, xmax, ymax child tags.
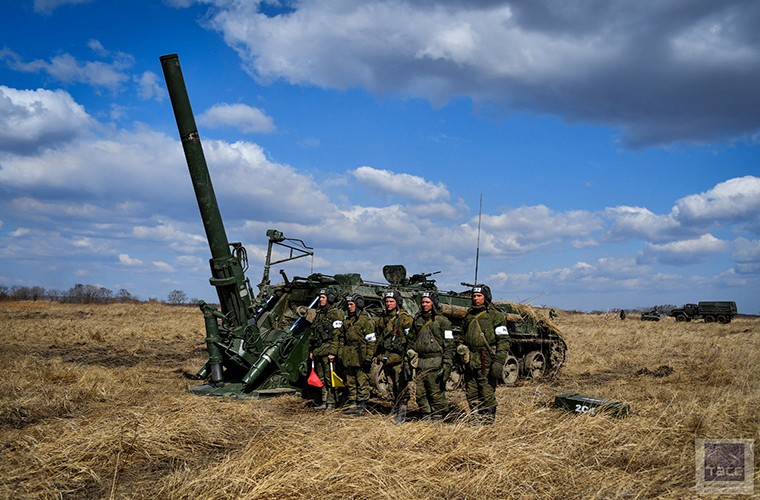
<box><xmin>313</xmin><ymin>388</ymin><xmax>328</xmax><ymax>410</ymax></box>
<box><xmin>342</xmin><ymin>402</ymin><xmax>358</xmax><ymax>415</ymax></box>
<box><xmin>482</xmin><ymin>406</ymin><xmax>496</xmax><ymax>425</ymax></box>
<box><xmin>394</xmin><ymin>404</ymin><xmax>407</xmax><ymax>424</ymax></box>
<box><xmin>468</xmin><ymin>408</ymin><xmax>484</xmax><ymax>426</ymax></box>
<box><xmin>353</xmin><ymin>401</ymin><xmax>367</xmax><ymax>416</ymax></box>
<box><xmin>325</xmin><ymin>404</ymin><xmax>335</xmax><ymax>412</ymax></box>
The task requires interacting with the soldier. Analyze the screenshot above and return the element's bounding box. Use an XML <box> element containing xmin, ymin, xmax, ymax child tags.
<box><xmin>308</xmin><ymin>288</ymin><xmax>344</xmax><ymax>411</ymax></box>
<box><xmin>406</xmin><ymin>291</ymin><xmax>454</xmax><ymax>422</ymax></box>
<box><xmin>339</xmin><ymin>294</ymin><xmax>376</xmax><ymax>416</ymax></box>
<box><xmin>459</xmin><ymin>284</ymin><xmax>510</xmax><ymax>425</ymax></box>
<box><xmin>374</xmin><ymin>290</ymin><xmax>413</xmax><ymax>422</ymax></box>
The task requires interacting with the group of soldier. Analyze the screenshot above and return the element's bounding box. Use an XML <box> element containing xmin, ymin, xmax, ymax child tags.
<box><xmin>307</xmin><ymin>284</ymin><xmax>511</xmax><ymax>424</ymax></box>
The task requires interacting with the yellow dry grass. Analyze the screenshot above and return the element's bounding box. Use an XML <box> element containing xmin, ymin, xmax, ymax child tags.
<box><xmin>1</xmin><ymin>301</ymin><xmax>758</xmax><ymax>499</ymax></box>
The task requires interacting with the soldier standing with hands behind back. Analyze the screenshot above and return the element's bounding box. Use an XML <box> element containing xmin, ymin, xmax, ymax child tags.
<box><xmin>459</xmin><ymin>284</ymin><xmax>510</xmax><ymax>425</ymax></box>
<box><xmin>339</xmin><ymin>294</ymin><xmax>376</xmax><ymax>416</ymax></box>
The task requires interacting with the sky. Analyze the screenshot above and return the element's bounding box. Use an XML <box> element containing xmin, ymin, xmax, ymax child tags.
<box><xmin>1</xmin><ymin>0</ymin><xmax>759</xmax><ymax>313</ymax></box>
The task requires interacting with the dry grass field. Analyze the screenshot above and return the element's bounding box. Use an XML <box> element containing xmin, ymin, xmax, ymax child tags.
<box><xmin>1</xmin><ymin>301</ymin><xmax>757</xmax><ymax>499</ymax></box>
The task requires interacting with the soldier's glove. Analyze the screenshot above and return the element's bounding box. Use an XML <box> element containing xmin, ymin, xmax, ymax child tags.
<box><xmin>361</xmin><ymin>359</ymin><xmax>373</xmax><ymax>371</ymax></box>
<box><xmin>456</xmin><ymin>344</ymin><xmax>470</xmax><ymax>364</ymax></box>
<box><xmin>489</xmin><ymin>361</ymin><xmax>504</xmax><ymax>381</ymax></box>
<box><xmin>406</xmin><ymin>349</ymin><xmax>419</xmax><ymax>369</ymax></box>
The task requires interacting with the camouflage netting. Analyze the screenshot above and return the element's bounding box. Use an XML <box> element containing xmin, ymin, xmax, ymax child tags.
<box><xmin>502</xmin><ymin>302</ymin><xmax>563</xmax><ymax>336</ymax></box>
<box><xmin>500</xmin><ymin>302</ymin><xmax>567</xmax><ymax>379</ymax></box>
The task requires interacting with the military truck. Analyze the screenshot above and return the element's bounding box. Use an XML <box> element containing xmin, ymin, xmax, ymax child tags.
<box><xmin>669</xmin><ymin>301</ymin><xmax>737</xmax><ymax>323</ymax></box>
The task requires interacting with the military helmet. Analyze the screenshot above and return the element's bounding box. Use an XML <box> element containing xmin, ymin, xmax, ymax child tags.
<box><xmin>318</xmin><ymin>288</ymin><xmax>337</xmax><ymax>304</ymax></box>
<box><xmin>420</xmin><ymin>290</ymin><xmax>440</xmax><ymax>310</ymax></box>
<box><xmin>383</xmin><ymin>290</ymin><xmax>403</xmax><ymax>307</ymax></box>
<box><xmin>345</xmin><ymin>294</ymin><xmax>365</xmax><ymax>309</ymax></box>
<box><xmin>471</xmin><ymin>284</ymin><xmax>492</xmax><ymax>303</ymax></box>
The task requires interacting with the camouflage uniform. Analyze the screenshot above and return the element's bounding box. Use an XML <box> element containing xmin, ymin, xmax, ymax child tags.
<box><xmin>375</xmin><ymin>303</ymin><xmax>413</xmax><ymax>411</ymax></box>
<box><xmin>309</xmin><ymin>301</ymin><xmax>344</xmax><ymax>409</ymax></box>
<box><xmin>408</xmin><ymin>305</ymin><xmax>454</xmax><ymax>419</ymax></box>
<box><xmin>460</xmin><ymin>286</ymin><xmax>510</xmax><ymax>423</ymax></box>
<box><xmin>339</xmin><ymin>296</ymin><xmax>376</xmax><ymax>414</ymax></box>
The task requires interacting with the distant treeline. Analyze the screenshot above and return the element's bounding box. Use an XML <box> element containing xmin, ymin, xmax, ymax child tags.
<box><xmin>0</xmin><ymin>283</ymin><xmax>200</xmax><ymax>305</ymax></box>
<box><xmin>0</xmin><ymin>284</ymin><xmax>706</xmax><ymax>314</ymax></box>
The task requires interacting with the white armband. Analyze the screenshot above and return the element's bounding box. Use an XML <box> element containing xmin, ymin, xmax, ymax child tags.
<box><xmin>365</xmin><ymin>332</ymin><xmax>377</xmax><ymax>342</ymax></box>
<box><xmin>495</xmin><ymin>325</ymin><xmax>509</xmax><ymax>336</ymax></box>
<box><xmin>444</xmin><ymin>330</ymin><xmax>454</xmax><ymax>340</ymax></box>
<box><xmin>404</xmin><ymin>328</ymin><xmax>410</xmax><ymax>335</ymax></box>
<box><xmin>332</xmin><ymin>320</ymin><xmax>343</xmax><ymax>329</ymax></box>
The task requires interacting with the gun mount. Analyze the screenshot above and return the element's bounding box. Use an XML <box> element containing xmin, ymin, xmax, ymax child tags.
<box><xmin>160</xmin><ymin>54</ymin><xmax>566</xmax><ymax>399</ymax></box>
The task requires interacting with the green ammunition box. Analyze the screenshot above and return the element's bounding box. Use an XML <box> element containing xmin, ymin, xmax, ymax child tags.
<box><xmin>553</xmin><ymin>392</ymin><xmax>630</xmax><ymax>418</ymax></box>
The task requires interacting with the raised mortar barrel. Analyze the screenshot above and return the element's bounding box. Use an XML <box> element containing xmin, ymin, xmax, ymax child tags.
<box><xmin>160</xmin><ymin>53</ymin><xmax>231</xmax><ymax>262</ymax></box>
<box><xmin>160</xmin><ymin>53</ymin><xmax>253</xmax><ymax>327</ymax></box>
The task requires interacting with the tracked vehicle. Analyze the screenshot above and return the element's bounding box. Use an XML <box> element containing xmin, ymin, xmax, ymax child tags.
<box><xmin>160</xmin><ymin>54</ymin><xmax>566</xmax><ymax>399</ymax></box>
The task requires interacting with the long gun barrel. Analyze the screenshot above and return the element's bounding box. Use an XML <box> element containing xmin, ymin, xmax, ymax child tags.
<box><xmin>160</xmin><ymin>54</ymin><xmax>254</xmax><ymax>327</ymax></box>
<box><xmin>161</xmin><ymin>54</ymin><xmax>258</xmax><ymax>384</ymax></box>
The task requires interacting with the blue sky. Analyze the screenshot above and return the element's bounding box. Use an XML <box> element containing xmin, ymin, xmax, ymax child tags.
<box><xmin>1</xmin><ymin>0</ymin><xmax>759</xmax><ymax>312</ymax></box>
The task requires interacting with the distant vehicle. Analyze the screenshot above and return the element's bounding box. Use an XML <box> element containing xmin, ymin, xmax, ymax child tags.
<box><xmin>640</xmin><ymin>310</ymin><xmax>663</xmax><ymax>321</ymax></box>
<box><xmin>669</xmin><ymin>301</ymin><xmax>737</xmax><ymax>324</ymax></box>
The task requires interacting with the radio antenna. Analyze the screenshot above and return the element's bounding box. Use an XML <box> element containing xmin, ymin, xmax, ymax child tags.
<box><xmin>474</xmin><ymin>193</ymin><xmax>482</xmax><ymax>285</ymax></box>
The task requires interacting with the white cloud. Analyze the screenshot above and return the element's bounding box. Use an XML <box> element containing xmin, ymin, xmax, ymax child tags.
<box><xmin>202</xmin><ymin>139</ymin><xmax>334</xmax><ymax>223</ymax></box>
<box><xmin>733</xmin><ymin>238</ymin><xmax>760</xmax><ymax>275</ymax></box>
<box><xmin>9</xmin><ymin>227</ymin><xmax>31</xmax><ymax>237</ymax></box>
<box><xmin>674</xmin><ymin>176</ymin><xmax>760</xmax><ymax>228</ymax></box>
<box><xmin>733</xmin><ymin>238</ymin><xmax>760</xmax><ymax>262</ymax></box>
<box><xmin>119</xmin><ymin>254</ymin><xmax>143</xmax><ymax>266</ymax></box>
<box><xmin>198</xmin><ymin>103</ymin><xmax>275</xmax><ymax>133</ymax></box>
<box><xmin>604</xmin><ymin>206</ymin><xmax>681</xmax><ymax>242</ymax></box>
<box><xmin>135</xmin><ymin>71</ymin><xmax>165</xmax><ymax>101</ymax></box>
<box><xmin>200</xmin><ymin>1</ymin><xmax>760</xmax><ymax>146</ymax></box>
<box><xmin>0</xmin><ymin>129</ymin><xmax>190</xmax><ymax>204</ymax></box>
<box><xmin>351</xmin><ymin>166</ymin><xmax>450</xmax><ymax>202</ymax></box>
<box><xmin>1</xmin><ymin>45</ymin><xmax>133</xmax><ymax>91</ymax></box>
<box><xmin>638</xmin><ymin>234</ymin><xmax>729</xmax><ymax>266</ymax></box>
<box><xmin>0</xmin><ymin>86</ymin><xmax>93</xmax><ymax>154</ymax></box>
<box><xmin>152</xmin><ymin>261</ymin><xmax>175</xmax><ymax>273</ymax></box>
<box><xmin>132</xmin><ymin>223</ymin><xmax>207</xmax><ymax>255</ymax></box>
<box><xmin>481</xmin><ymin>205</ymin><xmax>601</xmax><ymax>253</ymax></box>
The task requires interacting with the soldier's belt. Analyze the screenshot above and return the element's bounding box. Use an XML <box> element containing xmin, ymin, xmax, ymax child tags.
<box><xmin>418</xmin><ymin>352</ymin><xmax>443</xmax><ymax>359</ymax></box>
